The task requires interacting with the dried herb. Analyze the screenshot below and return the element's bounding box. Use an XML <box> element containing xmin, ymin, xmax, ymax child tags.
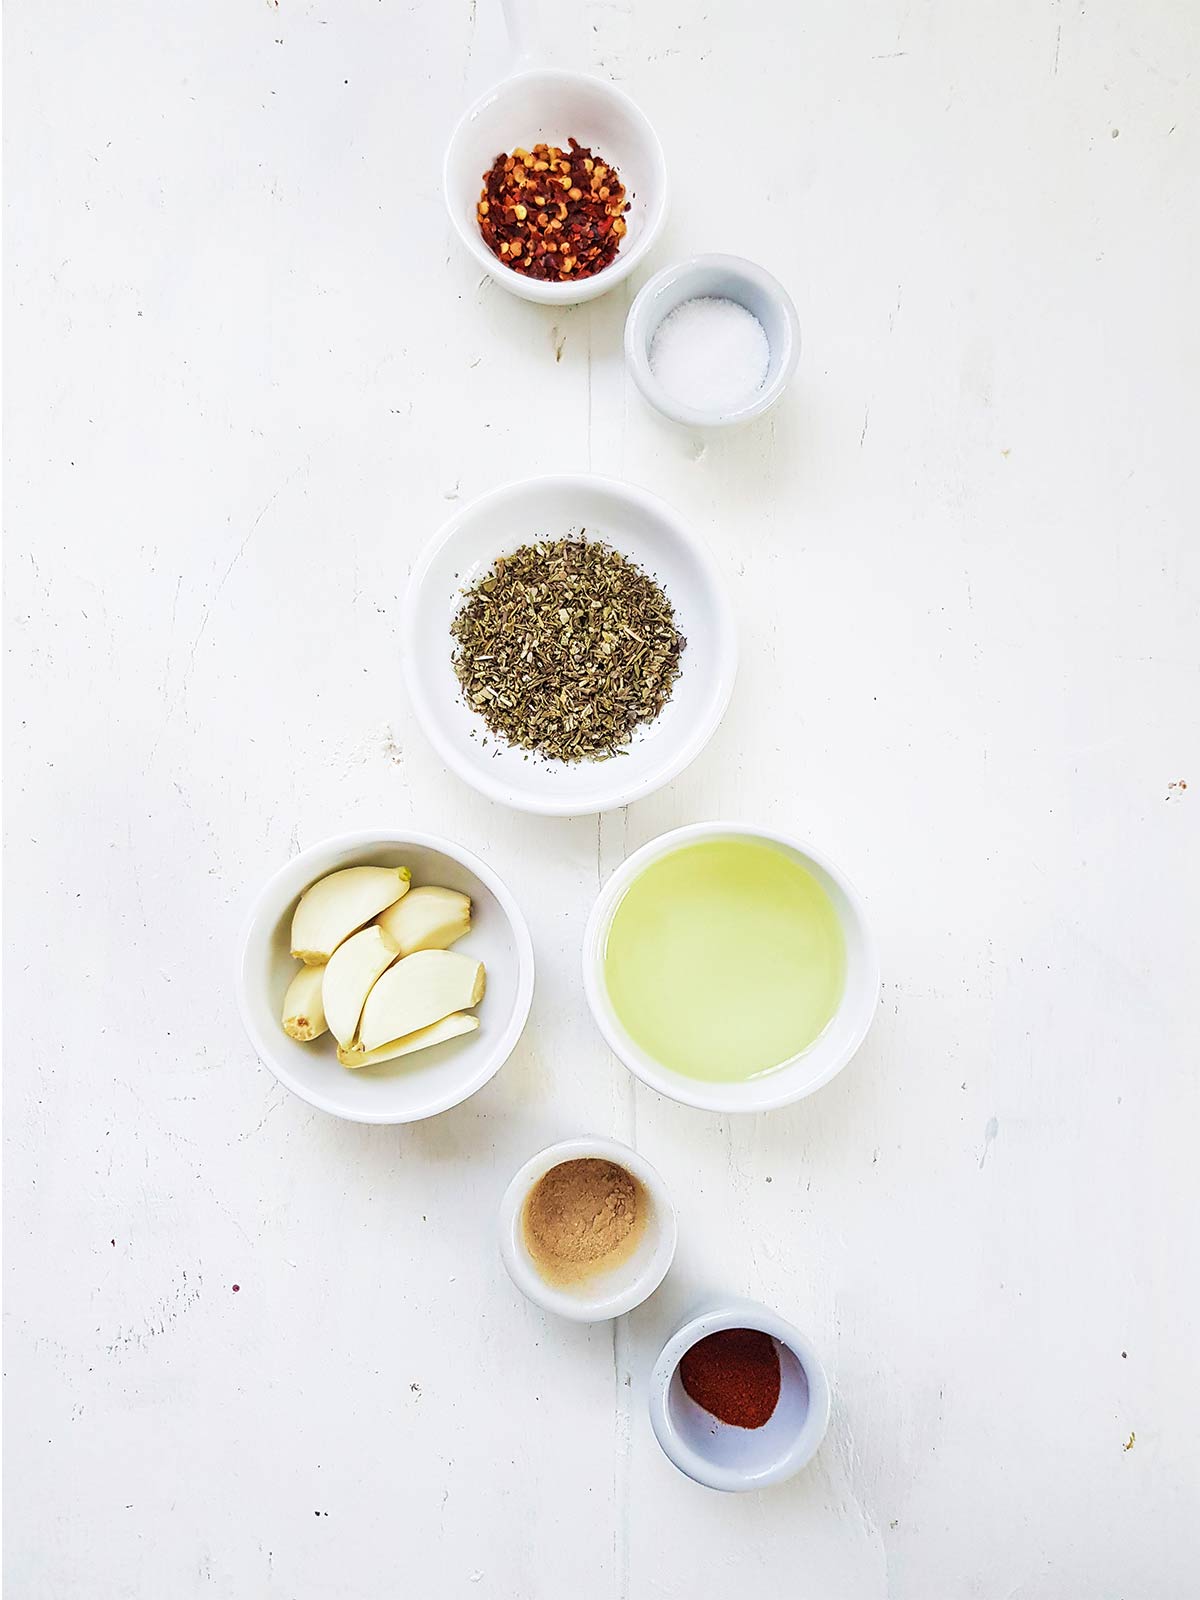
<box><xmin>450</xmin><ymin>536</ymin><xmax>686</xmax><ymax>763</ymax></box>
<box><xmin>477</xmin><ymin>139</ymin><xmax>630</xmax><ymax>283</ymax></box>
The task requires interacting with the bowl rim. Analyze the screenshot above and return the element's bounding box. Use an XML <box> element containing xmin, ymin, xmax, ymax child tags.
<box><xmin>581</xmin><ymin>821</ymin><xmax>880</xmax><ymax>1112</ymax></box>
<box><xmin>235</xmin><ymin>828</ymin><xmax>536</xmax><ymax>1125</ymax></box>
<box><xmin>399</xmin><ymin>473</ymin><xmax>738</xmax><ymax>816</ymax></box>
<box><xmin>497</xmin><ymin>1135</ymin><xmax>677</xmax><ymax>1322</ymax></box>
<box><xmin>442</xmin><ymin>65</ymin><xmax>669</xmax><ymax>306</ymax></box>
<box><xmin>648</xmin><ymin>1300</ymin><xmax>832</xmax><ymax>1491</ymax></box>
<box><xmin>624</xmin><ymin>253</ymin><xmax>802</xmax><ymax>428</ymax></box>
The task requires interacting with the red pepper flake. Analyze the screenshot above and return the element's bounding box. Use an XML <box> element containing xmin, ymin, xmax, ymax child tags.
<box><xmin>679</xmin><ymin>1328</ymin><xmax>781</xmax><ymax>1429</ymax></box>
<box><xmin>477</xmin><ymin>138</ymin><xmax>630</xmax><ymax>283</ymax></box>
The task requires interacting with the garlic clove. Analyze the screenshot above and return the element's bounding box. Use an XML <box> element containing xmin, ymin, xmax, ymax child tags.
<box><xmin>281</xmin><ymin>963</ymin><xmax>328</xmax><ymax>1042</ymax></box>
<box><xmin>337</xmin><ymin>1012</ymin><xmax>480</xmax><ymax>1069</ymax></box>
<box><xmin>290</xmin><ymin>865</ymin><xmax>410</xmax><ymax>964</ymax></box>
<box><xmin>321</xmin><ymin>925</ymin><xmax>400</xmax><ymax>1049</ymax></box>
<box><xmin>376</xmin><ymin>885</ymin><xmax>471</xmax><ymax>957</ymax></box>
<box><xmin>357</xmin><ymin>950</ymin><xmax>486</xmax><ymax>1052</ymax></box>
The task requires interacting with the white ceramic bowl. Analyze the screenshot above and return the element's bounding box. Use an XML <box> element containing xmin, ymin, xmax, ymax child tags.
<box><xmin>236</xmin><ymin>830</ymin><xmax>534</xmax><ymax>1124</ymax></box>
<box><xmin>498</xmin><ymin>1137</ymin><xmax>677</xmax><ymax>1321</ymax></box>
<box><xmin>649</xmin><ymin>1301</ymin><xmax>832</xmax><ymax>1491</ymax></box>
<box><xmin>624</xmin><ymin>254</ymin><xmax>801</xmax><ymax>428</ymax></box>
<box><xmin>401</xmin><ymin>475</ymin><xmax>737</xmax><ymax>816</ymax></box>
<box><xmin>444</xmin><ymin>67</ymin><xmax>668</xmax><ymax>306</ymax></box>
<box><xmin>582</xmin><ymin>822</ymin><xmax>879</xmax><ymax>1112</ymax></box>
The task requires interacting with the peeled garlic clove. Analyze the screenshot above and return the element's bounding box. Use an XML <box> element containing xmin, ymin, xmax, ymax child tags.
<box><xmin>338</xmin><ymin>1012</ymin><xmax>480</xmax><ymax>1068</ymax></box>
<box><xmin>290</xmin><ymin>865</ymin><xmax>410</xmax><ymax>964</ymax></box>
<box><xmin>282</xmin><ymin>963</ymin><xmax>328</xmax><ymax>1041</ymax></box>
<box><xmin>357</xmin><ymin>949</ymin><xmax>486</xmax><ymax>1052</ymax></box>
<box><xmin>377</xmin><ymin>884</ymin><xmax>472</xmax><ymax>956</ymax></box>
<box><xmin>321</xmin><ymin>925</ymin><xmax>400</xmax><ymax>1048</ymax></box>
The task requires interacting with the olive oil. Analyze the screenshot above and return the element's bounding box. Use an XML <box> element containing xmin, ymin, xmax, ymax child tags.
<box><xmin>603</xmin><ymin>838</ymin><xmax>846</xmax><ymax>1083</ymax></box>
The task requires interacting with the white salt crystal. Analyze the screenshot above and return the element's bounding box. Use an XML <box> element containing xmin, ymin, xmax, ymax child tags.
<box><xmin>648</xmin><ymin>296</ymin><xmax>771</xmax><ymax>415</ymax></box>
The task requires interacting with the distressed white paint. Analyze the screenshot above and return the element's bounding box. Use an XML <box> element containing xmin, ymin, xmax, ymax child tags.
<box><xmin>5</xmin><ymin>0</ymin><xmax>1199</xmax><ymax>1595</ymax></box>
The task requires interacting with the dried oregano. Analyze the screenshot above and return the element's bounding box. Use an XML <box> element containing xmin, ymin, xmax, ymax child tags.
<box><xmin>450</xmin><ymin>535</ymin><xmax>686</xmax><ymax>763</ymax></box>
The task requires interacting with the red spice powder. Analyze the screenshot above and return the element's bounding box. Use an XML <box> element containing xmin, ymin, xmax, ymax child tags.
<box><xmin>679</xmin><ymin>1328</ymin><xmax>781</xmax><ymax>1429</ymax></box>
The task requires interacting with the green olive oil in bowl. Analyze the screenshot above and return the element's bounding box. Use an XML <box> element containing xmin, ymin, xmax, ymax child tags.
<box><xmin>602</xmin><ymin>837</ymin><xmax>846</xmax><ymax>1083</ymax></box>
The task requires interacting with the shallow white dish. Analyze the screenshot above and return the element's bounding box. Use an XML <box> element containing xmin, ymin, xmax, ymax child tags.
<box><xmin>649</xmin><ymin>1300</ymin><xmax>831</xmax><ymax>1491</ymax></box>
<box><xmin>236</xmin><ymin>829</ymin><xmax>534</xmax><ymax>1125</ymax></box>
<box><xmin>498</xmin><ymin>1137</ymin><xmax>676</xmax><ymax>1322</ymax></box>
<box><xmin>624</xmin><ymin>255</ymin><xmax>801</xmax><ymax>428</ymax></box>
<box><xmin>401</xmin><ymin>476</ymin><xmax>737</xmax><ymax>816</ymax></box>
<box><xmin>443</xmin><ymin>67</ymin><xmax>668</xmax><ymax>306</ymax></box>
<box><xmin>582</xmin><ymin>822</ymin><xmax>879</xmax><ymax>1112</ymax></box>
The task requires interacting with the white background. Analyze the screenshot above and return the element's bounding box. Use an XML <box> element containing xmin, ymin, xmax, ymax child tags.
<box><xmin>5</xmin><ymin>0</ymin><xmax>1199</xmax><ymax>1595</ymax></box>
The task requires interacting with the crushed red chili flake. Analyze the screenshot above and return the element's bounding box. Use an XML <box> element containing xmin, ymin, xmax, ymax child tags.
<box><xmin>477</xmin><ymin>138</ymin><xmax>630</xmax><ymax>283</ymax></box>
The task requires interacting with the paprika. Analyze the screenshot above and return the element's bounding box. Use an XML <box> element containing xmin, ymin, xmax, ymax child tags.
<box><xmin>679</xmin><ymin>1327</ymin><xmax>781</xmax><ymax>1429</ymax></box>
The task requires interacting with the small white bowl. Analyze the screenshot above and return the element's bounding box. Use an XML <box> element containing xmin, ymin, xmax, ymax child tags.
<box><xmin>498</xmin><ymin>1137</ymin><xmax>677</xmax><ymax>1321</ymax></box>
<box><xmin>236</xmin><ymin>829</ymin><xmax>534</xmax><ymax>1125</ymax></box>
<box><xmin>582</xmin><ymin>822</ymin><xmax>879</xmax><ymax>1113</ymax></box>
<box><xmin>443</xmin><ymin>67</ymin><xmax>668</xmax><ymax>306</ymax></box>
<box><xmin>401</xmin><ymin>475</ymin><xmax>737</xmax><ymax>817</ymax></box>
<box><xmin>649</xmin><ymin>1301</ymin><xmax>831</xmax><ymax>1492</ymax></box>
<box><xmin>624</xmin><ymin>254</ymin><xmax>801</xmax><ymax>428</ymax></box>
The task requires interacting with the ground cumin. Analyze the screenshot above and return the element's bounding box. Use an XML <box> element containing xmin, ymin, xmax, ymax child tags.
<box><xmin>522</xmin><ymin>1158</ymin><xmax>645</xmax><ymax>1286</ymax></box>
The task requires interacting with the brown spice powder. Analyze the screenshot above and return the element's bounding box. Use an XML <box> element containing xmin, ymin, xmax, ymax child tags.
<box><xmin>522</xmin><ymin>1158</ymin><xmax>646</xmax><ymax>1286</ymax></box>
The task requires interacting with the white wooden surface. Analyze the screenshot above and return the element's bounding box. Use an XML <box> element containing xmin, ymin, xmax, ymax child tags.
<box><xmin>6</xmin><ymin>0</ymin><xmax>1199</xmax><ymax>1594</ymax></box>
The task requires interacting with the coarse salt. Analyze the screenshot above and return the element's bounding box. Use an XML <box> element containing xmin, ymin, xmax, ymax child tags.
<box><xmin>648</xmin><ymin>296</ymin><xmax>771</xmax><ymax>416</ymax></box>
